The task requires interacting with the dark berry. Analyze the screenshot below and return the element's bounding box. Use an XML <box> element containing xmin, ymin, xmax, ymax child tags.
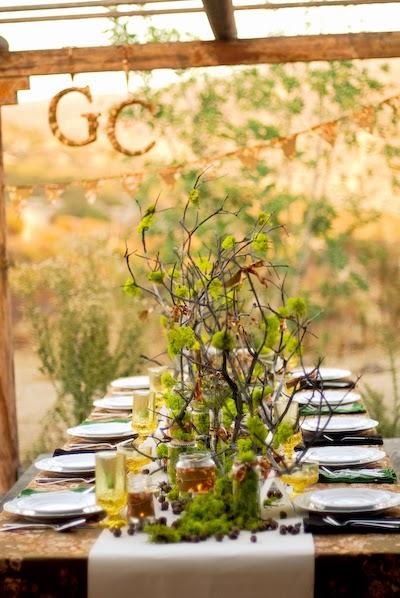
<box><xmin>228</xmin><ymin>531</ymin><xmax>238</xmax><ymax>540</ymax></box>
<box><xmin>161</xmin><ymin>501</ymin><xmax>169</xmax><ymax>511</ymax></box>
<box><xmin>158</xmin><ymin>517</ymin><xmax>167</xmax><ymax>526</ymax></box>
<box><xmin>274</xmin><ymin>490</ymin><xmax>283</xmax><ymax>499</ymax></box>
<box><xmin>127</xmin><ymin>525</ymin><xmax>135</xmax><ymax>536</ymax></box>
<box><xmin>251</xmin><ymin>535</ymin><xmax>257</xmax><ymax>543</ymax></box>
<box><xmin>280</xmin><ymin>526</ymin><xmax>287</xmax><ymax>535</ymax></box>
<box><xmin>292</xmin><ymin>528</ymin><xmax>300</xmax><ymax>535</ymax></box>
<box><xmin>158</xmin><ymin>495</ymin><xmax>166</xmax><ymax>503</ymax></box>
<box><xmin>164</xmin><ymin>484</ymin><xmax>172</xmax><ymax>493</ymax></box>
<box><xmin>215</xmin><ymin>532</ymin><xmax>224</xmax><ymax>542</ymax></box>
<box><xmin>112</xmin><ymin>527</ymin><xmax>122</xmax><ymax>537</ymax></box>
<box><xmin>279</xmin><ymin>511</ymin><xmax>287</xmax><ymax>519</ymax></box>
<box><xmin>142</xmin><ymin>468</ymin><xmax>150</xmax><ymax>475</ymax></box>
<box><xmin>267</xmin><ymin>489</ymin><xmax>274</xmax><ymax>498</ymax></box>
<box><xmin>270</xmin><ymin>520</ymin><xmax>278</xmax><ymax>530</ymax></box>
<box><xmin>287</xmin><ymin>525</ymin><xmax>294</xmax><ymax>533</ymax></box>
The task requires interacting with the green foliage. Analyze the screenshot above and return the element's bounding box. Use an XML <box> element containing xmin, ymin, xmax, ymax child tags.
<box><xmin>252</xmin><ymin>232</ymin><xmax>268</xmax><ymax>253</ymax></box>
<box><xmin>123</xmin><ymin>278</ymin><xmax>141</xmax><ymax>297</ymax></box>
<box><xmin>221</xmin><ymin>235</ymin><xmax>236</xmax><ymax>250</ymax></box>
<box><xmin>211</xmin><ymin>330</ymin><xmax>236</xmax><ymax>351</ymax></box>
<box><xmin>147</xmin><ymin>271</ymin><xmax>164</xmax><ymax>284</ymax></box>
<box><xmin>167</xmin><ymin>326</ymin><xmax>196</xmax><ymax>357</ymax></box>
<box><xmin>12</xmin><ymin>241</ymin><xmax>144</xmax><ymax>432</ymax></box>
<box><xmin>272</xmin><ymin>422</ymin><xmax>294</xmax><ymax>449</ymax></box>
<box><xmin>287</xmin><ymin>296</ymin><xmax>307</xmax><ymax>318</ymax></box>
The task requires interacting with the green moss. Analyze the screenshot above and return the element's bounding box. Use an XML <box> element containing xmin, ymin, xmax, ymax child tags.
<box><xmin>144</xmin><ymin>523</ymin><xmax>180</xmax><ymax>543</ymax></box>
<box><xmin>211</xmin><ymin>330</ymin><xmax>235</xmax><ymax>351</ymax></box>
<box><xmin>233</xmin><ymin>467</ymin><xmax>260</xmax><ymax>522</ymax></box>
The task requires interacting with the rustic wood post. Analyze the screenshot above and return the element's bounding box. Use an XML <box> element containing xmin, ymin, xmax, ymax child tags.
<box><xmin>0</xmin><ymin>36</ymin><xmax>29</xmax><ymax>491</ymax></box>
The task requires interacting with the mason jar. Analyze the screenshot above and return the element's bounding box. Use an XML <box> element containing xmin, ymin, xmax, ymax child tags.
<box><xmin>176</xmin><ymin>452</ymin><xmax>216</xmax><ymax>494</ymax></box>
<box><xmin>167</xmin><ymin>439</ymin><xmax>196</xmax><ymax>484</ymax></box>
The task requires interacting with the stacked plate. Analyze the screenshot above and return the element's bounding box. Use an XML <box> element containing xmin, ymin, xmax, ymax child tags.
<box><xmin>3</xmin><ymin>490</ymin><xmax>102</xmax><ymax>520</ymax></box>
<box><xmin>294</xmin><ymin>389</ymin><xmax>361</xmax><ymax>407</ymax></box>
<box><xmin>93</xmin><ymin>395</ymin><xmax>133</xmax><ymax>411</ymax></box>
<box><xmin>289</xmin><ymin>367</ymin><xmax>352</xmax><ymax>381</ymax></box>
<box><xmin>301</xmin><ymin>415</ymin><xmax>378</xmax><ymax>434</ymax></box>
<box><xmin>109</xmin><ymin>375</ymin><xmax>149</xmax><ymax>395</ymax></box>
<box><xmin>35</xmin><ymin>453</ymin><xmax>96</xmax><ymax>475</ymax></box>
<box><xmin>302</xmin><ymin>446</ymin><xmax>385</xmax><ymax>467</ymax></box>
<box><xmin>295</xmin><ymin>487</ymin><xmax>400</xmax><ymax>514</ymax></box>
<box><xmin>67</xmin><ymin>421</ymin><xmax>133</xmax><ymax>440</ymax></box>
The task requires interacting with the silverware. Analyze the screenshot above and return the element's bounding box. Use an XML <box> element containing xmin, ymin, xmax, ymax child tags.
<box><xmin>0</xmin><ymin>518</ymin><xmax>86</xmax><ymax>533</ymax></box>
<box><xmin>35</xmin><ymin>476</ymin><xmax>95</xmax><ymax>485</ymax></box>
<box><xmin>68</xmin><ymin>443</ymin><xmax>117</xmax><ymax>450</ymax></box>
<box><xmin>320</xmin><ymin>466</ymin><xmax>386</xmax><ymax>477</ymax></box>
<box><xmin>324</xmin><ymin>515</ymin><xmax>399</xmax><ymax>529</ymax></box>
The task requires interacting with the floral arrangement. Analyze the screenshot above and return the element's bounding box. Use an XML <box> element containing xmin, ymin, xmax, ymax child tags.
<box><xmin>124</xmin><ymin>175</ymin><xmax>315</xmax><ymax>540</ymax></box>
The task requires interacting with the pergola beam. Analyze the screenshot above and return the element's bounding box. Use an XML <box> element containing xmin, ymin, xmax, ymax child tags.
<box><xmin>202</xmin><ymin>0</ymin><xmax>237</xmax><ymax>41</ymax></box>
<box><xmin>1</xmin><ymin>32</ymin><xmax>400</xmax><ymax>78</ymax></box>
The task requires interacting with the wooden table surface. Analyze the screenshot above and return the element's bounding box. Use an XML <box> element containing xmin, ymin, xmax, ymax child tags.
<box><xmin>1</xmin><ymin>403</ymin><xmax>400</xmax><ymax>598</ymax></box>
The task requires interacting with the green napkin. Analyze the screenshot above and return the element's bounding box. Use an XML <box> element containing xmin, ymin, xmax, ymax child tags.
<box><xmin>81</xmin><ymin>418</ymin><xmax>131</xmax><ymax>425</ymax></box>
<box><xmin>300</xmin><ymin>402</ymin><xmax>366</xmax><ymax>416</ymax></box>
<box><xmin>319</xmin><ymin>467</ymin><xmax>397</xmax><ymax>484</ymax></box>
<box><xmin>19</xmin><ymin>486</ymin><xmax>89</xmax><ymax>497</ymax></box>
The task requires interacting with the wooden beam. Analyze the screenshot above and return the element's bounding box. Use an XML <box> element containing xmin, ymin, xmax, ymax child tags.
<box><xmin>0</xmin><ymin>103</ymin><xmax>19</xmax><ymax>492</ymax></box>
<box><xmin>202</xmin><ymin>0</ymin><xmax>237</xmax><ymax>41</ymax></box>
<box><xmin>0</xmin><ymin>77</ymin><xmax>30</xmax><ymax>105</ymax></box>
<box><xmin>1</xmin><ymin>32</ymin><xmax>400</xmax><ymax>78</ymax></box>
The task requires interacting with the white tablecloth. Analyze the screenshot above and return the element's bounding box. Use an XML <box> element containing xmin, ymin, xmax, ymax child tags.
<box><xmin>88</xmin><ymin>516</ymin><xmax>314</xmax><ymax>598</ymax></box>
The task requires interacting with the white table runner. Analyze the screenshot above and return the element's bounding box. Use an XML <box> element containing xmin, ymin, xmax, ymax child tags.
<box><xmin>88</xmin><ymin>516</ymin><xmax>314</xmax><ymax>598</ymax></box>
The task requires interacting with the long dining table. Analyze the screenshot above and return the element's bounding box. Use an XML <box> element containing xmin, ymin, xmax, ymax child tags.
<box><xmin>1</xmin><ymin>396</ymin><xmax>400</xmax><ymax>598</ymax></box>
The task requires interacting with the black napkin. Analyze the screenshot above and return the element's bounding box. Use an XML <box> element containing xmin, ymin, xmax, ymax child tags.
<box><xmin>304</xmin><ymin>515</ymin><xmax>400</xmax><ymax>534</ymax></box>
<box><xmin>53</xmin><ymin>447</ymin><xmax>115</xmax><ymax>456</ymax></box>
<box><xmin>301</xmin><ymin>434</ymin><xmax>384</xmax><ymax>448</ymax></box>
<box><xmin>299</xmin><ymin>380</ymin><xmax>356</xmax><ymax>390</ymax></box>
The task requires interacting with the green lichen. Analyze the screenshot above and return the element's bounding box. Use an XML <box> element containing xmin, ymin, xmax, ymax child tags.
<box><xmin>211</xmin><ymin>330</ymin><xmax>235</xmax><ymax>351</ymax></box>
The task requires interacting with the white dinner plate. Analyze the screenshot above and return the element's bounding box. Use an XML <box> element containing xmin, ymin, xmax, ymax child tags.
<box><xmin>289</xmin><ymin>367</ymin><xmax>352</xmax><ymax>381</ymax></box>
<box><xmin>294</xmin><ymin>390</ymin><xmax>361</xmax><ymax>406</ymax></box>
<box><xmin>294</xmin><ymin>488</ymin><xmax>400</xmax><ymax>514</ymax></box>
<box><xmin>300</xmin><ymin>415</ymin><xmax>378</xmax><ymax>433</ymax></box>
<box><xmin>3</xmin><ymin>491</ymin><xmax>102</xmax><ymax>520</ymax></box>
<box><xmin>35</xmin><ymin>453</ymin><xmax>96</xmax><ymax>474</ymax></box>
<box><xmin>301</xmin><ymin>446</ymin><xmax>385</xmax><ymax>466</ymax></box>
<box><xmin>67</xmin><ymin>421</ymin><xmax>133</xmax><ymax>440</ymax></box>
<box><xmin>110</xmin><ymin>375</ymin><xmax>149</xmax><ymax>390</ymax></box>
<box><xmin>93</xmin><ymin>396</ymin><xmax>133</xmax><ymax>411</ymax></box>
<box><xmin>308</xmin><ymin>488</ymin><xmax>391</xmax><ymax>510</ymax></box>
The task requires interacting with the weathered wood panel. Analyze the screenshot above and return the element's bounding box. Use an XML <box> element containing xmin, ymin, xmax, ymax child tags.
<box><xmin>1</xmin><ymin>33</ymin><xmax>400</xmax><ymax>78</ymax></box>
<box><xmin>0</xmin><ymin>105</ymin><xmax>18</xmax><ymax>492</ymax></box>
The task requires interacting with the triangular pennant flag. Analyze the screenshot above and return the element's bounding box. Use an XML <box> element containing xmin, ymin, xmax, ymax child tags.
<box><xmin>160</xmin><ymin>168</ymin><xmax>177</xmax><ymax>188</ymax></box>
<box><xmin>238</xmin><ymin>147</ymin><xmax>260</xmax><ymax>169</ymax></box>
<box><xmin>280</xmin><ymin>135</ymin><xmax>297</xmax><ymax>159</ymax></box>
<box><xmin>43</xmin><ymin>183</ymin><xmax>64</xmax><ymax>205</ymax></box>
<box><xmin>81</xmin><ymin>179</ymin><xmax>103</xmax><ymax>205</ymax></box>
<box><xmin>317</xmin><ymin>121</ymin><xmax>337</xmax><ymax>146</ymax></box>
<box><xmin>7</xmin><ymin>185</ymin><xmax>33</xmax><ymax>209</ymax></box>
<box><xmin>353</xmin><ymin>106</ymin><xmax>376</xmax><ymax>134</ymax></box>
<box><xmin>383</xmin><ymin>96</ymin><xmax>400</xmax><ymax>113</ymax></box>
<box><xmin>122</xmin><ymin>173</ymin><xmax>143</xmax><ymax>197</ymax></box>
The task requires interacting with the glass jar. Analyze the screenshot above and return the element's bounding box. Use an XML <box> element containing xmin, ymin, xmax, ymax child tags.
<box><xmin>167</xmin><ymin>439</ymin><xmax>196</xmax><ymax>484</ymax></box>
<box><xmin>176</xmin><ymin>452</ymin><xmax>216</xmax><ymax>494</ymax></box>
<box><xmin>127</xmin><ymin>474</ymin><xmax>155</xmax><ymax>522</ymax></box>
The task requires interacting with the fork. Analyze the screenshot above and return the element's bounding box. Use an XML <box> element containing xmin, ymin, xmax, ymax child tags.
<box><xmin>324</xmin><ymin>515</ymin><xmax>399</xmax><ymax>529</ymax></box>
<box><xmin>35</xmin><ymin>476</ymin><xmax>95</xmax><ymax>485</ymax></box>
<box><xmin>0</xmin><ymin>518</ymin><xmax>86</xmax><ymax>533</ymax></box>
<box><xmin>320</xmin><ymin>466</ymin><xmax>386</xmax><ymax>477</ymax></box>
